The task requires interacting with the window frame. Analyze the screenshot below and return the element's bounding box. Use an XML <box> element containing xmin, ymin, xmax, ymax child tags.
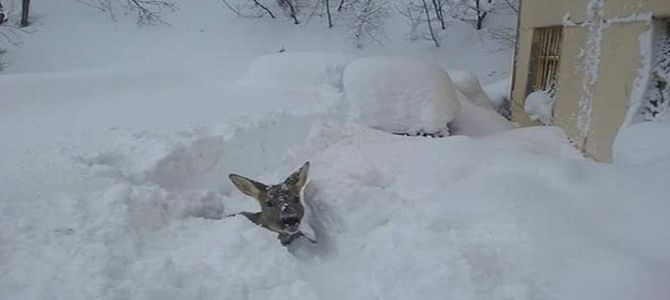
<box><xmin>527</xmin><ymin>26</ymin><xmax>564</xmax><ymax>95</ymax></box>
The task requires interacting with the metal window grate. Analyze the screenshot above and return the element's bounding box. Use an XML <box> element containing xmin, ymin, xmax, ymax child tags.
<box><xmin>528</xmin><ymin>26</ymin><xmax>563</xmax><ymax>93</ymax></box>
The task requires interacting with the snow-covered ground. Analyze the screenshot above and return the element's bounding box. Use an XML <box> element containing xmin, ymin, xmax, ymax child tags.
<box><xmin>1</xmin><ymin>1</ymin><xmax>670</xmax><ymax>300</ymax></box>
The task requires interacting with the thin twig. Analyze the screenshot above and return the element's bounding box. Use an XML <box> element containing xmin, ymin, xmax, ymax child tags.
<box><xmin>503</xmin><ymin>0</ymin><xmax>518</xmax><ymax>13</ymax></box>
<box><xmin>220</xmin><ymin>0</ymin><xmax>243</xmax><ymax>16</ymax></box>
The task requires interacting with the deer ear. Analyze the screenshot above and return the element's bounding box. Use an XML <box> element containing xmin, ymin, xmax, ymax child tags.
<box><xmin>229</xmin><ymin>174</ymin><xmax>267</xmax><ymax>199</ymax></box>
<box><xmin>285</xmin><ymin>161</ymin><xmax>310</xmax><ymax>191</ymax></box>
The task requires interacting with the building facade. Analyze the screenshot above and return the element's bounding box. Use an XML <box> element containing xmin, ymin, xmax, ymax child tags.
<box><xmin>511</xmin><ymin>0</ymin><xmax>670</xmax><ymax>161</ymax></box>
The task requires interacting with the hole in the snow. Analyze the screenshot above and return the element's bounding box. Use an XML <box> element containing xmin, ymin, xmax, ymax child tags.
<box><xmin>390</xmin><ymin>124</ymin><xmax>451</xmax><ymax>138</ymax></box>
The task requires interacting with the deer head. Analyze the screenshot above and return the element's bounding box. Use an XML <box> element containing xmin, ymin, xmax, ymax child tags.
<box><xmin>229</xmin><ymin>162</ymin><xmax>310</xmax><ymax>236</ymax></box>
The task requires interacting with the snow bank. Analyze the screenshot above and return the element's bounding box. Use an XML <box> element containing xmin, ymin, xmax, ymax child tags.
<box><xmin>613</xmin><ymin>120</ymin><xmax>670</xmax><ymax>164</ymax></box>
<box><xmin>451</xmin><ymin>95</ymin><xmax>513</xmax><ymax>137</ymax></box>
<box><xmin>242</xmin><ymin>52</ymin><xmax>352</xmax><ymax>90</ymax></box>
<box><xmin>5</xmin><ymin>84</ymin><xmax>670</xmax><ymax>300</ymax></box>
<box><xmin>448</xmin><ymin>69</ymin><xmax>494</xmax><ymax>109</ymax></box>
<box><xmin>4</xmin><ymin>1</ymin><xmax>670</xmax><ymax>299</ymax></box>
<box><xmin>524</xmin><ymin>89</ymin><xmax>555</xmax><ymax>125</ymax></box>
<box><xmin>343</xmin><ymin>57</ymin><xmax>459</xmax><ymax>135</ymax></box>
<box><xmin>483</xmin><ymin>77</ymin><xmax>511</xmax><ymax>118</ymax></box>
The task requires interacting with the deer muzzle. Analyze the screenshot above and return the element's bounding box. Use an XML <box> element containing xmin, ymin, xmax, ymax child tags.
<box><xmin>280</xmin><ymin>216</ymin><xmax>301</xmax><ymax>234</ymax></box>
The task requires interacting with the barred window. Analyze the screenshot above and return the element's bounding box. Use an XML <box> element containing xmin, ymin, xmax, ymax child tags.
<box><xmin>528</xmin><ymin>26</ymin><xmax>563</xmax><ymax>94</ymax></box>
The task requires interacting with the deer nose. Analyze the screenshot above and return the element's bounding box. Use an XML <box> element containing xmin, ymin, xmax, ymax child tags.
<box><xmin>281</xmin><ymin>217</ymin><xmax>300</xmax><ymax>227</ymax></box>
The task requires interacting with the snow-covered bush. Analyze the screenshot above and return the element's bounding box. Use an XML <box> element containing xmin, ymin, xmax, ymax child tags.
<box><xmin>343</xmin><ymin>57</ymin><xmax>459</xmax><ymax>135</ymax></box>
<box><xmin>242</xmin><ymin>52</ymin><xmax>352</xmax><ymax>89</ymax></box>
<box><xmin>524</xmin><ymin>89</ymin><xmax>555</xmax><ymax>125</ymax></box>
<box><xmin>613</xmin><ymin>120</ymin><xmax>670</xmax><ymax>164</ymax></box>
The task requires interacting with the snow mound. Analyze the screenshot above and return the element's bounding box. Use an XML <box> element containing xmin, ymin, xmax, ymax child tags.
<box><xmin>483</xmin><ymin>77</ymin><xmax>511</xmax><ymax>118</ymax></box>
<box><xmin>448</xmin><ymin>69</ymin><xmax>494</xmax><ymax>109</ymax></box>
<box><xmin>343</xmin><ymin>57</ymin><xmax>459</xmax><ymax>135</ymax></box>
<box><xmin>451</xmin><ymin>98</ymin><xmax>513</xmax><ymax>137</ymax></box>
<box><xmin>613</xmin><ymin>120</ymin><xmax>670</xmax><ymax>164</ymax></box>
<box><xmin>524</xmin><ymin>89</ymin><xmax>555</xmax><ymax>125</ymax></box>
<box><xmin>242</xmin><ymin>52</ymin><xmax>352</xmax><ymax>89</ymax></box>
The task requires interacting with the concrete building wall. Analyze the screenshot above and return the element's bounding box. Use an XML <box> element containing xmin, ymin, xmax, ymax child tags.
<box><xmin>585</xmin><ymin>21</ymin><xmax>651</xmax><ymax>160</ymax></box>
<box><xmin>552</xmin><ymin>26</ymin><xmax>588</xmax><ymax>145</ymax></box>
<box><xmin>520</xmin><ymin>0</ymin><xmax>586</xmax><ymax>28</ymax></box>
<box><xmin>511</xmin><ymin>0</ymin><xmax>669</xmax><ymax>162</ymax></box>
<box><xmin>654</xmin><ymin>0</ymin><xmax>670</xmax><ymax>17</ymax></box>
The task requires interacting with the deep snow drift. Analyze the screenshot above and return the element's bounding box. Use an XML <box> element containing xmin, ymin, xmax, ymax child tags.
<box><xmin>344</xmin><ymin>57</ymin><xmax>459</xmax><ymax>135</ymax></box>
<box><xmin>1</xmin><ymin>1</ymin><xmax>670</xmax><ymax>300</ymax></box>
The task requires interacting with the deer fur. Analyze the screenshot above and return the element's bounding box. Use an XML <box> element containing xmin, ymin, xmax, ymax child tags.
<box><xmin>228</xmin><ymin>162</ymin><xmax>312</xmax><ymax>246</ymax></box>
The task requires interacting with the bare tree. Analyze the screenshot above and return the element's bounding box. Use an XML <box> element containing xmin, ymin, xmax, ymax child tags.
<box><xmin>398</xmin><ymin>0</ymin><xmax>440</xmax><ymax>47</ymax></box>
<box><xmin>221</xmin><ymin>0</ymin><xmax>303</xmax><ymax>23</ymax></box>
<box><xmin>220</xmin><ymin>0</ymin><xmax>276</xmax><ymax>19</ymax></box>
<box><xmin>76</xmin><ymin>0</ymin><xmax>177</xmax><ymax>26</ymax></box>
<box><xmin>20</xmin><ymin>0</ymin><xmax>29</xmax><ymax>27</ymax></box>
<box><xmin>336</xmin><ymin>0</ymin><xmax>346</xmax><ymax>11</ymax></box>
<box><xmin>251</xmin><ymin>0</ymin><xmax>276</xmax><ymax>18</ymax></box>
<box><xmin>502</xmin><ymin>0</ymin><xmax>517</xmax><ymax>12</ymax></box>
<box><xmin>278</xmin><ymin>0</ymin><xmax>300</xmax><ymax>24</ymax></box>
<box><xmin>324</xmin><ymin>0</ymin><xmax>332</xmax><ymax>27</ymax></box>
<box><xmin>443</xmin><ymin>0</ymin><xmax>497</xmax><ymax>30</ymax></box>
<box><xmin>474</xmin><ymin>0</ymin><xmax>489</xmax><ymax>30</ymax></box>
<box><xmin>348</xmin><ymin>0</ymin><xmax>389</xmax><ymax>48</ymax></box>
<box><xmin>128</xmin><ymin>0</ymin><xmax>177</xmax><ymax>26</ymax></box>
<box><xmin>1</xmin><ymin>3</ymin><xmax>33</xmax><ymax>72</ymax></box>
<box><xmin>0</xmin><ymin>0</ymin><xmax>7</xmax><ymax>25</ymax></box>
<box><xmin>421</xmin><ymin>0</ymin><xmax>438</xmax><ymax>46</ymax></box>
<box><xmin>220</xmin><ymin>0</ymin><xmax>391</xmax><ymax>41</ymax></box>
<box><xmin>0</xmin><ymin>2</ymin><xmax>28</xmax><ymax>47</ymax></box>
<box><xmin>430</xmin><ymin>0</ymin><xmax>444</xmax><ymax>30</ymax></box>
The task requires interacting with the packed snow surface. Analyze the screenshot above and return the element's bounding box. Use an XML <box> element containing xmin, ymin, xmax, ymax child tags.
<box><xmin>344</xmin><ymin>57</ymin><xmax>460</xmax><ymax>134</ymax></box>
<box><xmin>2</xmin><ymin>1</ymin><xmax>670</xmax><ymax>300</ymax></box>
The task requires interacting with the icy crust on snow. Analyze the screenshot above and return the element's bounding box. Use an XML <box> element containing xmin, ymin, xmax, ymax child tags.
<box><xmin>343</xmin><ymin>57</ymin><xmax>460</xmax><ymax>134</ymax></box>
<box><xmin>241</xmin><ymin>52</ymin><xmax>353</xmax><ymax>90</ymax></box>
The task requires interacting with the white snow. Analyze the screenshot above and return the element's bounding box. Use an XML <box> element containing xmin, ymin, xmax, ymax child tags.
<box><xmin>241</xmin><ymin>52</ymin><xmax>353</xmax><ymax>89</ymax></box>
<box><xmin>344</xmin><ymin>57</ymin><xmax>460</xmax><ymax>134</ymax></box>
<box><xmin>524</xmin><ymin>89</ymin><xmax>555</xmax><ymax>125</ymax></box>
<box><xmin>2</xmin><ymin>1</ymin><xmax>670</xmax><ymax>300</ymax></box>
<box><xmin>483</xmin><ymin>77</ymin><xmax>512</xmax><ymax>117</ymax></box>
<box><xmin>449</xmin><ymin>69</ymin><xmax>494</xmax><ymax>109</ymax></box>
<box><xmin>613</xmin><ymin>119</ymin><xmax>670</xmax><ymax>164</ymax></box>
